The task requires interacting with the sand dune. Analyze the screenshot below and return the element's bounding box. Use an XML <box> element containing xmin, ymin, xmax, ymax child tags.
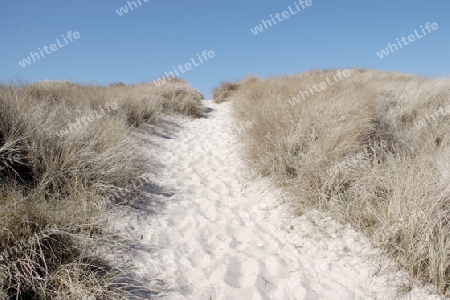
<box><xmin>116</xmin><ymin>101</ymin><xmax>441</xmax><ymax>299</ymax></box>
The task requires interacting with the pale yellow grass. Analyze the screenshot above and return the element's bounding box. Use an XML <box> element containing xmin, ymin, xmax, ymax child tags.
<box><xmin>215</xmin><ymin>68</ymin><xmax>450</xmax><ymax>295</ymax></box>
<box><xmin>0</xmin><ymin>80</ymin><xmax>204</xmax><ymax>298</ymax></box>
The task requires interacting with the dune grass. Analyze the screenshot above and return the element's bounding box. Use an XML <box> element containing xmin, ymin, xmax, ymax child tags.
<box><xmin>214</xmin><ymin>68</ymin><xmax>450</xmax><ymax>295</ymax></box>
<box><xmin>212</xmin><ymin>81</ymin><xmax>241</xmax><ymax>104</ymax></box>
<box><xmin>0</xmin><ymin>80</ymin><xmax>204</xmax><ymax>298</ymax></box>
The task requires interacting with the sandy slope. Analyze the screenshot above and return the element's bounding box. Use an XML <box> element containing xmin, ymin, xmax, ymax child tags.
<box><xmin>116</xmin><ymin>101</ymin><xmax>442</xmax><ymax>300</ymax></box>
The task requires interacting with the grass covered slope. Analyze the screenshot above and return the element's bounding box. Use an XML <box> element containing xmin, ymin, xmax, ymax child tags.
<box><xmin>0</xmin><ymin>80</ymin><xmax>204</xmax><ymax>299</ymax></box>
<box><xmin>214</xmin><ymin>68</ymin><xmax>450</xmax><ymax>294</ymax></box>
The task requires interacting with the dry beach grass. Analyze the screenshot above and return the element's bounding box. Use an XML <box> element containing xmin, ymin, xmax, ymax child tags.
<box><xmin>2</xmin><ymin>68</ymin><xmax>450</xmax><ymax>298</ymax></box>
<box><xmin>214</xmin><ymin>68</ymin><xmax>450</xmax><ymax>295</ymax></box>
<box><xmin>0</xmin><ymin>80</ymin><xmax>204</xmax><ymax>298</ymax></box>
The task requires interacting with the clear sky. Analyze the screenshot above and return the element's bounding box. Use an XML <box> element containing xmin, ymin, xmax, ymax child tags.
<box><xmin>1</xmin><ymin>0</ymin><xmax>448</xmax><ymax>97</ymax></box>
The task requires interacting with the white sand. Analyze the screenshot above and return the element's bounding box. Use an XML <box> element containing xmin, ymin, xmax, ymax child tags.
<box><xmin>115</xmin><ymin>101</ymin><xmax>442</xmax><ymax>299</ymax></box>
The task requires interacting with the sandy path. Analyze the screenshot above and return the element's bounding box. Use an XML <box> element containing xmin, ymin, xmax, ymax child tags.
<box><xmin>118</xmin><ymin>101</ymin><xmax>441</xmax><ymax>300</ymax></box>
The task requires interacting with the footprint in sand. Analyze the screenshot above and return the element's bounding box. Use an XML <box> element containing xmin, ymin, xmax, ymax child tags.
<box><xmin>122</xmin><ymin>100</ymin><xmax>442</xmax><ymax>300</ymax></box>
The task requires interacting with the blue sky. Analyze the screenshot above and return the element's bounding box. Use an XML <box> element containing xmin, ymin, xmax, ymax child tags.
<box><xmin>0</xmin><ymin>0</ymin><xmax>448</xmax><ymax>97</ymax></box>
